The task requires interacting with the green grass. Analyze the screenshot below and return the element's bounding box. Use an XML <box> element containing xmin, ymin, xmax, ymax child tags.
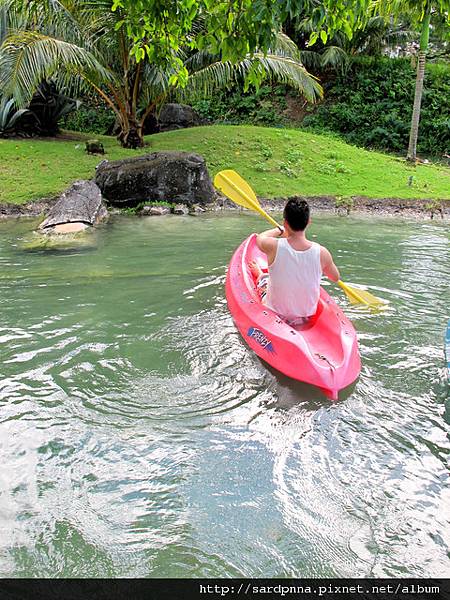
<box><xmin>1</xmin><ymin>125</ymin><xmax>449</xmax><ymax>204</ymax></box>
<box><xmin>0</xmin><ymin>133</ymin><xmax>145</xmax><ymax>204</ymax></box>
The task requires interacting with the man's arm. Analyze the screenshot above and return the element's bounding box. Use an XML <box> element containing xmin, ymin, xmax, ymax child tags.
<box><xmin>256</xmin><ymin>227</ymin><xmax>285</xmax><ymax>264</ymax></box>
<box><xmin>320</xmin><ymin>246</ymin><xmax>340</xmax><ymax>282</ymax></box>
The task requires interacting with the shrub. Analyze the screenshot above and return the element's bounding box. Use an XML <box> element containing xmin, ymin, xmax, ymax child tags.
<box><xmin>278</xmin><ymin>162</ymin><xmax>297</xmax><ymax>177</ymax></box>
<box><xmin>61</xmin><ymin>103</ymin><xmax>116</xmax><ymax>134</ymax></box>
<box><xmin>190</xmin><ymin>84</ymin><xmax>289</xmax><ymax>127</ymax></box>
<box><xmin>286</xmin><ymin>147</ymin><xmax>303</xmax><ymax>164</ymax></box>
<box><xmin>28</xmin><ymin>81</ymin><xmax>79</xmax><ymax>136</ymax></box>
<box><xmin>0</xmin><ymin>98</ymin><xmax>33</xmax><ymax>137</ymax></box>
<box><xmin>253</xmin><ymin>162</ymin><xmax>270</xmax><ymax>172</ymax></box>
<box><xmin>259</xmin><ymin>144</ymin><xmax>273</xmax><ymax>158</ymax></box>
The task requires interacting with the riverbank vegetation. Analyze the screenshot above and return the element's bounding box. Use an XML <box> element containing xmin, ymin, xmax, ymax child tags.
<box><xmin>304</xmin><ymin>59</ymin><xmax>450</xmax><ymax>158</ymax></box>
<box><xmin>1</xmin><ymin>125</ymin><xmax>449</xmax><ymax>205</ymax></box>
<box><xmin>0</xmin><ymin>0</ymin><xmax>322</xmax><ymax>148</ymax></box>
<box><xmin>2</xmin><ymin>2</ymin><xmax>449</xmax><ymax>158</ymax></box>
<box><xmin>176</xmin><ymin>58</ymin><xmax>449</xmax><ymax>159</ymax></box>
<box><xmin>0</xmin><ymin>1</ymin><xmax>449</xmax><ymax>206</ymax></box>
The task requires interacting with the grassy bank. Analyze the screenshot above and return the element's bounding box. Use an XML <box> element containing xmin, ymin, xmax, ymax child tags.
<box><xmin>1</xmin><ymin>125</ymin><xmax>449</xmax><ymax>205</ymax></box>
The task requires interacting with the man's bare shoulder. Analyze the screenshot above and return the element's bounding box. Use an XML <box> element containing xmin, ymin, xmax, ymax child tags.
<box><xmin>318</xmin><ymin>243</ymin><xmax>340</xmax><ymax>281</ymax></box>
<box><xmin>256</xmin><ymin>235</ymin><xmax>278</xmax><ymax>253</ymax></box>
<box><xmin>318</xmin><ymin>244</ymin><xmax>333</xmax><ymax>263</ymax></box>
<box><xmin>318</xmin><ymin>243</ymin><xmax>332</xmax><ymax>255</ymax></box>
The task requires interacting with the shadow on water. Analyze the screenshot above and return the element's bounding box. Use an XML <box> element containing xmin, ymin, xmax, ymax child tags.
<box><xmin>17</xmin><ymin>229</ymin><xmax>98</xmax><ymax>254</ymax></box>
<box><xmin>18</xmin><ymin>246</ymin><xmax>97</xmax><ymax>256</ymax></box>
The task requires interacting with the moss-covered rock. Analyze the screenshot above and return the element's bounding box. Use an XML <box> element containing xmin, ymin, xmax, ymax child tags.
<box><xmin>95</xmin><ymin>151</ymin><xmax>216</xmax><ymax>208</ymax></box>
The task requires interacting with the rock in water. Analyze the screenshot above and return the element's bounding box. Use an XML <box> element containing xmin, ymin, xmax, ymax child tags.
<box><xmin>173</xmin><ymin>204</ymin><xmax>189</xmax><ymax>215</ymax></box>
<box><xmin>39</xmin><ymin>180</ymin><xmax>107</xmax><ymax>230</ymax></box>
<box><xmin>158</xmin><ymin>103</ymin><xmax>203</xmax><ymax>132</ymax></box>
<box><xmin>95</xmin><ymin>152</ymin><xmax>216</xmax><ymax>208</ymax></box>
<box><xmin>140</xmin><ymin>205</ymin><xmax>171</xmax><ymax>216</ymax></box>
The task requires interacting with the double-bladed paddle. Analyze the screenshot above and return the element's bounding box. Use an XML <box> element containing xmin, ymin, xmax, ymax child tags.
<box><xmin>214</xmin><ymin>169</ymin><xmax>386</xmax><ymax>308</ymax></box>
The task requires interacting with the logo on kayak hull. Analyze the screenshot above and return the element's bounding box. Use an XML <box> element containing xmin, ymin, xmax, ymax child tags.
<box><xmin>247</xmin><ymin>327</ymin><xmax>275</xmax><ymax>353</ymax></box>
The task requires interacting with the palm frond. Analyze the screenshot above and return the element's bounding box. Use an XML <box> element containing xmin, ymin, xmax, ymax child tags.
<box><xmin>140</xmin><ymin>64</ymin><xmax>171</xmax><ymax>107</ymax></box>
<box><xmin>320</xmin><ymin>46</ymin><xmax>349</xmax><ymax>69</ymax></box>
<box><xmin>0</xmin><ymin>0</ymin><xmax>25</xmax><ymax>45</ymax></box>
<box><xmin>249</xmin><ymin>54</ymin><xmax>322</xmax><ymax>102</ymax></box>
<box><xmin>294</xmin><ymin>17</ymin><xmax>314</xmax><ymax>34</ymax></box>
<box><xmin>183</xmin><ymin>49</ymin><xmax>216</xmax><ymax>72</ymax></box>
<box><xmin>17</xmin><ymin>0</ymin><xmax>84</xmax><ymax>42</ymax></box>
<box><xmin>177</xmin><ymin>60</ymin><xmax>236</xmax><ymax>102</ymax></box>
<box><xmin>298</xmin><ymin>49</ymin><xmax>324</xmax><ymax>71</ymax></box>
<box><xmin>271</xmin><ymin>32</ymin><xmax>302</xmax><ymax>61</ymax></box>
<box><xmin>77</xmin><ymin>0</ymin><xmax>125</xmax><ymax>49</ymax></box>
<box><xmin>0</xmin><ymin>30</ymin><xmax>114</xmax><ymax>104</ymax></box>
<box><xmin>178</xmin><ymin>53</ymin><xmax>322</xmax><ymax>104</ymax></box>
<box><xmin>3</xmin><ymin>0</ymin><xmax>123</xmax><ymax>61</ymax></box>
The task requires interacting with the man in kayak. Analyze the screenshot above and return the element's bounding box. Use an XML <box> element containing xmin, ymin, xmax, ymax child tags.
<box><xmin>249</xmin><ymin>198</ymin><xmax>340</xmax><ymax>326</ymax></box>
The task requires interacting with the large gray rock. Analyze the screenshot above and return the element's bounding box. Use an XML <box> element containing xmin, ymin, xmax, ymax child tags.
<box><xmin>95</xmin><ymin>151</ymin><xmax>216</xmax><ymax>208</ymax></box>
<box><xmin>39</xmin><ymin>180</ymin><xmax>107</xmax><ymax>230</ymax></box>
<box><xmin>158</xmin><ymin>103</ymin><xmax>203</xmax><ymax>132</ymax></box>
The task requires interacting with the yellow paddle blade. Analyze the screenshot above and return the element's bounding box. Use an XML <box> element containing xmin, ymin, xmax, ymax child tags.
<box><xmin>214</xmin><ymin>169</ymin><xmax>281</xmax><ymax>230</ymax></box>
<box><xmin>338</xmin><ymin>280</ymin><xmax>386</xmax><ymax>307</ymax></box>
<box><xmin>214</xmin><ymin>169</ymin><xmax>258</xmax><ymax>207</ymax></box>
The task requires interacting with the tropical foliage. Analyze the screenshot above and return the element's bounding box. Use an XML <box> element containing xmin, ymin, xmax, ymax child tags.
<box><xmin>114</xmin><ymin>0</ymin><xmax>450</xmax><ymax>160</ymax></box>
<box><xmin>0</xmin><ymin>0</ymin><xmax>323</xmax><ymax>147</ymax></box>
<box><xmin>375</xmin><ymin>0</ymin><xmax>450</xmax><ymax>160</ymax></box>
<box><xmin>27</xmin><ymin>80</ymin><xmax>79</xmax><ymax>136</ymax></box>
<box><xmin>296</xmin><ymin>15</ymin><xmax>415</xmax><ymax>74</ymax></box>
<box><xmin>302</xmin><ymin>57</ymin><xmax>450</xmax><ymax>157</ymax></box>
<box><xmin>0</xmin><ymin>81</ymin><xmax>78</xmax><ymax>137</ymax></box>
<box><xmin>61</xmin><ymin>103</ymin><xmax>116</xmax><ymax>135</ymax></box>
<box><xmin>190</xmin><ymin>84</ymin><xmax>290</xmax><ymax>127</ymax></box>
<box><xmin>110</xmin><ymin>0</ymin><xmax>376</xmax><ymax>84</ymax></box>
<box><xmin>0</xmin><ymin>96</ymin><xmax>32</xmax><ymax>137</ymax></box>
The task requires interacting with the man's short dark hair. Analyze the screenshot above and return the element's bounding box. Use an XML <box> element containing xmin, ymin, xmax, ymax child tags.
<box><xmin>283</xmin><ymin>198</ymin><xmax>310</xmax><ymax>231</ymax></box>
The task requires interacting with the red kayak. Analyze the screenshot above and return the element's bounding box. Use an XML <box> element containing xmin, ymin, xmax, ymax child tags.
<box><xmin>225</xmin><ymin>234</ymin><xmax>361</xmax><ymax>400</ymax></box>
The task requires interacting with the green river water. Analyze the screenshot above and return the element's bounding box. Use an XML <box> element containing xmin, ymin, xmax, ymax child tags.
<box><xmin>0</xmin><ymin>212</ymin><xmax>449</xmax><ymax>578</ymax></box>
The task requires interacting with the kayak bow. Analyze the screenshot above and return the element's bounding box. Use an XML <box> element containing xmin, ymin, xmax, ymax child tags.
<box><xmin>226</xmin><ymin>234</ymin><xmax>361</xmax><ymax>400</ymax></box>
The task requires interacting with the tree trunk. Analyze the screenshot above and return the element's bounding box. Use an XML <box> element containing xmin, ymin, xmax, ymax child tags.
<box><xmin>118</xmin><ymin>119</ymin><xmax>144</xmax><ymax>149</ymax></box>
<box><xmin>406</xmin><ymin>50</ymin><xmax>426</xmax><ymax>162</ymax></box>
<box><xmin>406</xmin><ymin>4</ymin><xmax>431</xmax><ymax>162</ymax></box>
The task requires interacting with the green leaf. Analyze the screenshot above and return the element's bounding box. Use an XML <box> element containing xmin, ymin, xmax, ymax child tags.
<box><xmin>309</xmin><ymin>31</ymin><xmax>319</xmax><ymax>46</ymax></box>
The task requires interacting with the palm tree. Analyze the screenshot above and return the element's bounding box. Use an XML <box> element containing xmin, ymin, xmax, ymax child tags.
<box><xmin>374</xmin><ymin>0</ymin><xmax>450</xmax><ymax>161</ymax></box>
<box><xmin>0</xmin><ymin>0</ymin><xmax>322</xmax><ymax>148</ymax></box>
<box><xmin>406</xmin><ymin>2</ymin><xmax>432</xmax><ymax>161</ymax></box>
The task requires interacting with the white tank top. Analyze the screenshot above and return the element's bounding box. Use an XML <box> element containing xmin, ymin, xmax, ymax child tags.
<box><xmin>265</xmin><ymin>239</ymin><xmax>321</xmax><ymax>320</ymax></box>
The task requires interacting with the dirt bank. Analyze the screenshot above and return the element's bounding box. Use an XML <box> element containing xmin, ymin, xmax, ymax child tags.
<box><xmin>1</xmin><ymin>195</ymin><xmax>450</xmax><ymax>220</ymax></box>
<box><xmin>221</xmin><ymin>195</ymin><xmax>450</xmax><ymax>220</ymax></box>
<box><xmin>0</xmin><ymin>198</ymin><xmax>56</xmax><ymax>219</ymax></box>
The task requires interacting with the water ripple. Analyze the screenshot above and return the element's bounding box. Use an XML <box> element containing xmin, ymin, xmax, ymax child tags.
<box><xmin>0</xmin><ymin>214</ymin><xmax>448</xmax><ymax>577</ymax></box>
